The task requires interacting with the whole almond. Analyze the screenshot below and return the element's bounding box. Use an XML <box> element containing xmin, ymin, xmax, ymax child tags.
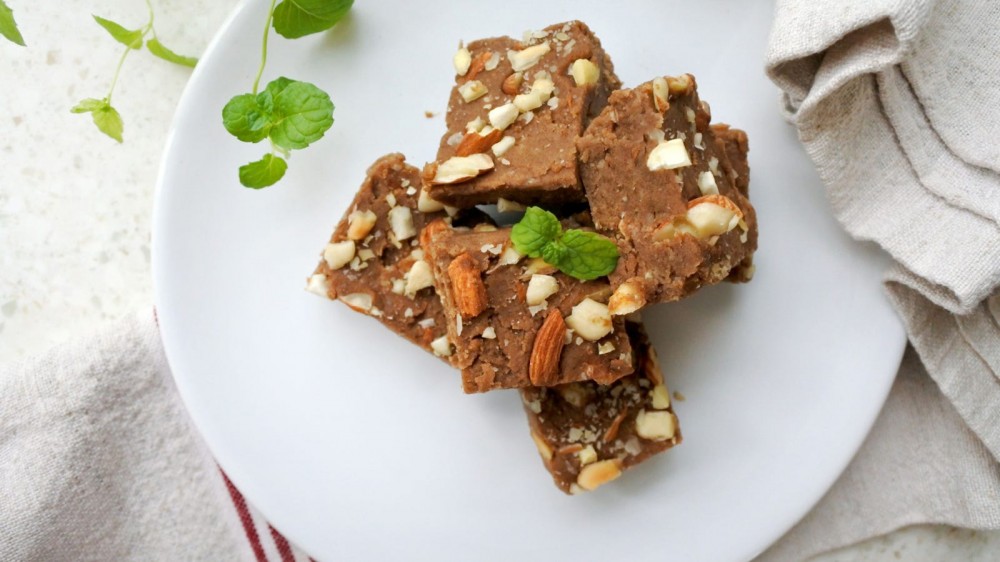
<box><xmin>501</xmin><ymin>72</ymin><xmax>524</xmax><ymax>95</ymax></box>
<box><xmin>529</xmin><ymin>309</ymin><xmax>567</xmax><ymax>386</ymax></box>
<box><xmin>448</xmin><ymin>253</ymin><xmax>488</xmax><ymax>319</ymax></box>
<box><xmin>454</xmin><ymin>128</ymin><xmax>504</xmax><ymax>157</ymax></box>
<box><xmin>465</xmin><ymin>51</ymin><xmax>493</xmax><ymax>81</ymax></box>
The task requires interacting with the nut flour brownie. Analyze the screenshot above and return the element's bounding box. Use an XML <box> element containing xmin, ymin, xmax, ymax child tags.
<box><xmin>576</xmin><ymin>74</ymin><xmax>758</xmax><ymax>315</ymax></box>
<box><xmin>424</xmin><ymin>21</ymin><xmax>621</xmax><ymax>207</ymax></box>
<box><xmin>421</xmin><ymin>221</ymin><xmax>634</xmax><ymax>393</ymax></box>
<box><xmin>521</xmin><ymin>321</ymin><xmax>681</xmax><ymax>494</ymax></box>
<box><xmin>306</xmin><ymin>153</ymin><xmax>487</xmax><ymax>358</ymax></box>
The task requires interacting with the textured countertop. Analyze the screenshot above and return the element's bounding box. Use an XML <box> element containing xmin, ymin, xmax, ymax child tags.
<box><xmin>1</xmin><ymin>1</ymin><xmax>996</xmax><ymax>560</ymax></box>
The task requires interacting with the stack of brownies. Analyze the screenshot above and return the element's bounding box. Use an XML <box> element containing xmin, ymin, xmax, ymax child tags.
<box><xmin>306</xmin><ymin>21</ymin><xmax>757</xmax><ymax>494</ymax></box>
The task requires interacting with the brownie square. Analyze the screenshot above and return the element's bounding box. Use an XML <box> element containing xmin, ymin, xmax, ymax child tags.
<box><xmin>577</xmin><ymin>75</ymin><xmax>758</xmax><ymax>313</ymax></box>
<box><xmin>424</xmin><ymin>21</ymin><xmax>621</xmax><ymax>207</ymax></box>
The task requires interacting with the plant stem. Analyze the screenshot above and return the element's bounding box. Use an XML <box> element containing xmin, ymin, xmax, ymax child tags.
<box><xmin>252</xmin><ymin>0</ymin><xmax>279</xmax><ymax>95</ymax></box>
<box><xmin>106</xmin><ymin>3</ymin><xmax>156</xmax><ymax>104</ymax></box>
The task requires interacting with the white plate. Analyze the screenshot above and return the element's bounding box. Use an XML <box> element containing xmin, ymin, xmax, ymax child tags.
<box><xmin>152</xmin><ymin>1</ymin><xmax>906</xmax><ymax>560</ymax></box>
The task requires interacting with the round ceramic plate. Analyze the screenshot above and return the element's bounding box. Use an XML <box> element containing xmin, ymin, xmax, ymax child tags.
<box><xmin>152</xmin><ymin>0</ymin><xmax>906</xmax><ymax>560</ymax></box>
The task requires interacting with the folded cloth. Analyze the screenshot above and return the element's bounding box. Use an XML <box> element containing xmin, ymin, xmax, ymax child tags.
<box><xmin>763</xmin><ymin>0</ymin><xmax>1000</xmax><ymax>557</ymax></box>
<box><xmin>0</xmin><ymin>310</ymin><xmax>307</xmax><ymax>562</ymax></box>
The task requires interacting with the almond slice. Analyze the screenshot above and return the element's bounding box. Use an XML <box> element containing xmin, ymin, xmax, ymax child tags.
<box><xmin>529</xmin><ymin>309</ymin><xmax>567</xmax><ymax>386</ymax></box>
<box><xmin>427</xmin><ymin>154</ymin><xmax>494</xmax><ymax>185</ymax></box>
<box><xmin>448</xmin><ymin>253</ymin><xmax>488</xmax><ymax>319</ymax></box>
<box><xmin>454</xmin><ymin>128</ymin><xmax>504</xmax><ymax>157</ymax></box>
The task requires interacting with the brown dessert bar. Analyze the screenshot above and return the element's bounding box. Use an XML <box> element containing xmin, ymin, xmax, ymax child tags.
<box><xmin>577</xmin><ymin>74</ymin><xmax>758</xmax><ymax>314</ymax></box>
<box><xmin>422</xmin><ymin>221</ymin><xmax>634</xmax><ymax>393</ymax></box>
<box><xmin>423</xmin><ymin>20</ymin><xmax>621</xmax><ymax>207</ymax></box>
<box><xmin>521</xmin><ymin>321</ymin><xmax>682</xmax><ymax>494</ymax></box>
<box><xmin>306</xmin><ymin>153</ymin><xmax>488</xmax><ymax>358</ymax></box>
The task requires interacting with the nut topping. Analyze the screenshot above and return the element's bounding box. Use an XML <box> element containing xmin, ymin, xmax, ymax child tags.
<box><xmin>404</xmin><ymin>260</ymin><xmax>434</xmax><ymax>296</ymax></box>
<box><xmin>465</xmin><ymin>51</ymin><xmax>493</xmax><ymax>80</ymax></box>
<box><xmin>531</xmin><ymin>430</ymin><xmax>553</xmax><ymax>461</ymax></box>
<box><xmin>697</xmin><ymin>171</ymin><xmax>719</xmax><ymax>196</ymax></box>
<box><xmin>457</xmin><ymin>80</ymin><xmax>488</xmax><ymax>103</ymax></box>
<box><xmin>608</xmin><ymin>281</ymin><xmax>646</xmax><ymax>316</ymax></box>
<box><xmin>488</xmin><ymin>103</ymin><xmax>520</xmax><ymax>131</ymax></box>
<box><xmin>507</xmin><ymin>42</ymin><xmax>551</xmax><ymax>71</ymax></box>
<box><xmin>454</xmin><ymin>128</ymin><xmax>504</xmax><ymax>157</ymax></box>
<box><xmin>430</xmin><ymin>335</ymin><xmax>453</xmax><ymax>357</ymax></box>
<box><xmin>525</xmin><ymin>274</ymin><xmax>559</xmax><ymax>306</ymax></box>
<box><xmin>647</xmin><ymin>139</ymin><xmax>691</xmax><ymax>171</ymax></box>
<box><xmin>635</xmin><ymin>409</ymin><xmax>677</xmax><ymax>441</ymax></box>
<box><xmin>650</xmin><ymin>384</ymin><xmax>671</xmax><ymax>410</ymax></box>
<box><xmin>529</xmin><ymin>309</ymin><xmax>567</xmax><ymax>386</ymax></box>
<box><xmin>652</xmin><ymin>77</ymin><xmax>669</xmax><ymax>112</ymax></box>
<box><xmin>428</xmin><ymin>154</ymin><xmax>495</xmax><ymax>185</ymax></box>
<box><xmin>576</xmin><ymin>459</ymin><xmax>622</xmax><ymax>491</ymax></box>
<box><xmin>501</xmin><ymin>71</ymin><xmax>524</xmax><ymax>95</ymax></box>
<box><xmin>323</xmin><ymin>240</ymin><xmax>356</xmax><ymax>270</ymax></box>
<box><xmin>347</xmin><ymin>209</ymin><xmax>377</xmax><ymax>240</ymax></box>
<box><xmin>565</xmin><ymin>298</ymin><xmax>612</xmax><ymax>341</ymax></box>
<box><xmin>570</xmin><ymin>59</ymin><xmax>599</xmax><ymax>86</ymax></box>
<box><xmin>417</xmin><ymin>188</ymin><xmax>446</xmax><ymax>212</ymax></box>
<box><xmin>666</xmin><ymin>74</ymin><xmax>693</xmax><ymax>95</ymax></box>
<box><xmin>388</xmin><ymin>206</ymin><xmax>416</xmax><ymax>241</ymax></box>
<box><xmin>453</xmin><ymin>44</ymin><xmax>471</xmax><ymax>76</ymax></box>
<box><xmin>447</xmin><ymin>252</ymin><xmax>488</xmax><ymax>319</ymax></box>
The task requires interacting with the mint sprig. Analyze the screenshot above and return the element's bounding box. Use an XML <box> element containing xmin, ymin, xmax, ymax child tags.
<box><xmin>73</xmin><ymin>1</ymin><xmax>198</xmax><ymax>143</ymax></box>
<box><xmin>511</xmin><ymin>207</ymin><xmax>620</xmax><ymax>281</ymax></box>
<box><xmin>221</xmin><ymin>0</ymin><xmax>351</xmax><ymax>189</ymax></box>
<box><xmin>0</xmin><ymin>0</ymin><xmax>25</xmax><ymax>47</ymax></box>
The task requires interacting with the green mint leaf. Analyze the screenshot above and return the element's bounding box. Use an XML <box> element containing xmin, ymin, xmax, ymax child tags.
<box><xmin>92</xmin><ymin>103</ymin><xmax>124</xmax><ymax>142</ymax></box>
<box><xmin>261</xmin><ymin>78</ymin><xmax>334</xmax><ymax>150</ymax></box>
<box><xmin>511</xmin><ymin>207</ymin><xmax>561</xmax><ymax>258</ymax></box>
<box><xmin>146</xmin><ymin>38</ymin><xmax>197</xmax><ymax>68</ymax></box>
<box><xmin>0</xmin><ymin>0</ymin><xmax>26</xmax><ymax>46</ymax></box>
<box><xmin>222</xmin><ymin>93</ymin><xmax>271</xmax><ymax>143</ymax></box>
<box><xmin>239</xmin><ymin>154</ymin><xmax>287</xmax><ymax>188</ymax></box>
<box><xmin>272</xmin><ymin>0</ymin><xmax>353</xmax><ymax>39</ymax></box>
<box><xmin>550</xmin><ymin>229</ymin><xmax>619</xmax><ymax>280</ymax></box>
<box><xmin>71</xmin><ymin>98</ymin><xmax>123</xmax><ymax>142</ymax></box>
<box><xmin>92</xmin><ymin>15</ymin><xmax>144</xmax><ymax>49</ymax></box>
<box><xmin>71</xmin><ymin>98</ymin><xmax>107</xmax><ymax>113</ymax></box>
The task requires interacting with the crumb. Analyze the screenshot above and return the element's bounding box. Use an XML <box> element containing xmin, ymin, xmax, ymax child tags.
<box><xmin>673</xmin><ymin>391</ymin><xmax>686</xmax><ymax>402</ymax></box>
<box><xmin>424</xmin><ymin>111</ymin><xmax>436</xmax><ymax>118</ymax></box>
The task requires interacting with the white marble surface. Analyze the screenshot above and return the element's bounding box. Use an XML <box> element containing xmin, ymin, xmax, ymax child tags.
<box><xmin>0</xmin><ymin>1</ymin><xmax>996</xmax><ymax>560</ymax></box>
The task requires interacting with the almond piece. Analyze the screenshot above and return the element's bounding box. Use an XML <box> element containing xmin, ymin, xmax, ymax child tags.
<box><xmin>570</xmin><ymin>59</ymin><xmax>600</xmax><ymax>86</ymax></box>
<box><xmin>608</xmin><ymin>280</ymin><xmax>645</xmax><ymax>316</ymax></box>
<box><xmin>576</xmin><ymin>459</ymin><xmax>623</xmax><ymax>491</ymax></box>
<box><xmin>667</xmin><ymin>74</ymin><xmax>693</xmax><ymax>95</ymax></box>
<box><xmin>419</xmin><ymin>218</ymin><xmax>450</xmax><ymax>250</ymax></box>
<box><xmin>652</xmin><ymin>77</ymin><xmax>669</xmax><ymax>112</ymax></box>
<box><xmin>427</xmin><ymin>154</ymin><xmax>495</xmax><ymax>185</ymax></box>
<box><xmin>502</xmin><ymin>71</ymin><xmax>524</xmax><ymax>95</ymax></box>
<box><xmin>465</xmin><ymin>51</ymin><xmax>493</xmax><ymax>81</ymax></box>
<box><xmin>454</xmin><ymin>128</ymin><xmax>504</xmax><ymax>157</ymax></box>
<box><xmin>647</xmin><ymin>139</ymin><xmax>691</xmax><ymax>171</ymax></box>
<box><xmin>529</xmin><ymin>309</ymin><xmax>567</xmax><ymax>386</ymax></box>
<box><xmin>531</xmin><ymin>430</ymin><xmax>553</xmax><ymax>461</ymax></box>
<box><xmin>447</xmin><ymin>253</ymin><xmax>488</xmax><ymax>319</ymax></box>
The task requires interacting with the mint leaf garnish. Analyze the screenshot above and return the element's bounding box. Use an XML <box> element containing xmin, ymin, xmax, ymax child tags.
<box><xmin>511</xmin><ymin>206</ymin><xmax>561</xmax><ymax>257</ymax></box>
<box><xmin>71</xmin><ymin>98</ymin><xmax>123</xmax><ymax>142</ymax></box>
<box><xmin>222</xmin><ymin>93</ymin><xmax>270</xmax><ymax>143</ymax></box>
<box><xmin>263</xmin><ymin>78</ymin><xmax>334</xmax><ymax>150</ymax></box>
<box><xmin>146</xmin><ymin>38</ymin><xmax>197</xmax><ymax>68</ymax></box>
<box><xmin>240</xmin><ymin>154</ymin><xmax>288</xmax><ymax>188</ymax></box>
<box><xmin>0</xmin><ymin>0</ymin><xmax>26</xmax><ymax>46</ymax></box>
<box><xmin>92</xmin><ymin>15</ymin><xmax>143</xmax><ymax>49</ymax></box>
<box><xmin>511</xmin><ymin>207</ymin><xmax>619</xmax><ymax>281</ymax></box>
<box><xmin>552</xmin><ymin>229</ymin><xmax>619</xmax><ymax>280</ymax></box>
<box><xmin>272</xmin><ymin>0</ymin><xmax>353</xmax><ymax>39</ymax></box>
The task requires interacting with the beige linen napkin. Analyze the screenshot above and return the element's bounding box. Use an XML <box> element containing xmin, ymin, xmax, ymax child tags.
<box><xmin>760</xmin><ymin>0</ymin><xmax>1000</xmax><ymax>558</ymax></box>
<box><xmin>0</xmin><ymin>311</ymin><xmax>256</xmax><ymax>561</ymax></box>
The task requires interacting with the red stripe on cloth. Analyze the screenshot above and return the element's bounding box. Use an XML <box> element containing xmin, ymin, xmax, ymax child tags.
<box><xmin>221</xmin><ymin>469</ymin><xmax>268</xmax><ymax>562</ymax></box>
<box><xmin>268</xmin><ymin>524</ymin><xmax>296</xmax><ymax>562</ymax></box>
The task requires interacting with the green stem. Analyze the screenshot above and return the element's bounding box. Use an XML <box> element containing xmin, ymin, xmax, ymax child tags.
<box><xmin>105</xmin><ymin>46</ymin><xmax>131</xmax><ymax>104</ymax></box>
<box><xmin>144</xmin><ymin>0</ymin><xmax>157</xmax><ymax>39</ymax></box>
<box><xmin>252</xmin><ymin>0</ymin><xmax>279</xmax><ymax>95</ymax></box>
<box><xmin>106</xmin><ymin>3</ymin><xmax>156</xmax><ymax>105</ymax></box>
